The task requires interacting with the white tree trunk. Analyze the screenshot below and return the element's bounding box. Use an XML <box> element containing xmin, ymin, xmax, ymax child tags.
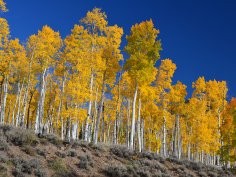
<box><xmin>12</xmin><ymin>82</ymin><xmax>21</xmax><ymax>126</ymax></box>
<box><xmin>35</xmin><ymin>68</ymin><xmax>47</xmax><ymax>134</ymax></box>
<box><xmin>141</xmin><ymin>119</ymin><xmax>144</xmax><ymax>151</ymax></box>
<box><xmin>94</xmin><ymin>85</ymin><xmax>105</xmax><ymax>144</ymax></box>
<box><xmin>61</xmin><ymin>119</ymin><xmax>64</xmax><ymax>140</ymax></box>
<box><xmin>92</xmin><ymin>88</ymin><xmax>98</xmax><ymax>142</ymax></box>
<box><xmin>15</xmin><ymin>83</ymin><xmax>24</xmax><ymax>127</ymax></box>
<box><xmin>65</xmin><ymin>118</ymin><xmax>71</xmax><ymax>142</ymax></box>
<box><xmin>130</xmin><ymin>86</ymin><xmax>138</xmax><ymax>150</ymax></box>
<box><xmin>162</xmin><ymin>116</ymin><xmax>167</xmax><ymax>157</ymax></box>
<box><xmin>187</xmin><ymin>143</ymin><xmax>191</xmax><ymax>160</ymax></box>
<box><xmin>0</xmin><ymin>76</ymin><xmax>8</xmax><ymax>124</ymax></box>
<box><xmin>126</xmin><ymin>99</ymin><xmax>131</xmax><ymax>148</ymax></box>
<box><xmin>113</xmin><ymin>119</ymin><xmax>117</xmax><ymax>144</ymax></box>
<box><xmin>71</xmin><ymin>122</ymin><xmax>78</xmax><ymax>140</ymax></box>
<box><xmin>137</xmin><ymin>98</ymin><xmax>142</xmax><ymax>152</ymax></box>
<box><xmin>85</xmin><ymin>72</ymin><xmax>94</xmax><ymax>141</ymax></box>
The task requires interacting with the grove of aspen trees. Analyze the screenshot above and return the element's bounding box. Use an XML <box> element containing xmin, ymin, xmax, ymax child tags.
<box><xmin>0</xmin><ymin>0</ymin><xmax>235</xmax><ymax>167</ymax></box>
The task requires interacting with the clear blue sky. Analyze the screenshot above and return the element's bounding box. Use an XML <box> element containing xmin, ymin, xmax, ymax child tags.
<box><xmin>2</xmin><ymin>0</ymin><xmax>236</xmax><ymax>99</ymax></box>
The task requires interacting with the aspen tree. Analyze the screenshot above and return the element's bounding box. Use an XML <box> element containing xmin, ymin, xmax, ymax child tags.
<box><xmin>125</xmin><ymin>20</ymin><xmax>161</xmax><ymax>150</ymax></box>
<box><xmin>0</xmin><ymin>39</ymin><xmax>26</xmax><ymax>124</ymax></box>
<box><xmin>28</xmin><ymin>26</ymin><xmax>62</xmax><ymax>134</ymax></box>
<box><xmin>156</xmin><ymin>59</ymin><xmax>176</xmax><ymax>157</ymax></box>
<box><xmin>80</xmin><ymin>8</ymin><xmax>108</xmax><ymax>142</ymax></box>
<box><xmin>168</xmin><ymin>81</ymin><xmax>187</xmax><ymax>159</ymax></box>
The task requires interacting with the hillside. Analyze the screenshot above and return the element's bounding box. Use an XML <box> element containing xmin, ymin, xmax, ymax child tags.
<box><xmin>0</xmin><ymin>125</ymin><xmax>234</xmax><ymax>177</ymax></box>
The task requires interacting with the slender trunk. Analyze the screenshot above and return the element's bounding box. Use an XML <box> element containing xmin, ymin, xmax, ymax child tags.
<box><xmin>61</xmin><ymin>119</ymin><xmax>64</xmax><ymax>140</ymax></box>
<box><xmin>94</xmin><ymin>79</ymin><xmax>105</xmax><ymax>144</ymax></box>
<box><xmin>85</xmin><ymin>72</ymin><xmax>94</xmax><ymax>141</ymax></box>
<box><xmin>71</xmin><ymin>122</ymin><xmax>78</xmax><ymax>140</ymax></box>
<box><xmin>130</xmin><ymin>86</ymin><xmax>138</xmax><ymax>150</ymax></box>
<box><xmin>101</xmin><ymin>113</ymin><xmax>105</xmax><ymax>143</ymax></box>
<box><xmin>65</xmin><ymin>118</ymin><xmax>71</xmax><ymax>142</ymax></box>
<box><xmin>35</xmin><ymin>68</ymin><xmax>47</xmax><ymax>134</ymax></box>
<box><xmin>126</xmin><ymin>99</ymin><xmax>131</xmax><ymax>148</ymax></box>
<box><xmin>12</xmin><ymin>82</ymin><xmax>21</xmax><ymax>126</ymax></box>
<box><xmin>173</xmin><ymin>114</ymin><xmax>180</xmax><ymax>158</ymax></box>
<box><xmin>178</xmin><ymin>124</ymin><xmax>182</xmax><ymax>159</ymax></box>
<box><xmin>162</xmin><ymin>116</ymin><xmax>167</xmax><ymax>157</ymax></box>
<box><xmin>21</xmin><ymin>86</ymin><xmax>29</xmax><ymax>128</ymax></box>
<box><xmin>187</xmin><ymin>143</ymin><xmax>191</xmax><ymax>160</ymax></box>
<box><xmin>15</xmin><ymin>82</ymin><xmax>24</xmax><ymax>127</ymax></box>
<box><xmin>0</xmin><ymin>76</ymin><xmax>8</xmax><ymax>124</ymax></box>
<box><xmin>137</xmin><ymin>98</ymin><xmax>142</xmax><ymax>152</ymax></box>
<box><xmin>57</xmin><ymin>77</ymin><xmax>66</xmax><ymax>136</ymax></box>
<box><xmin>113</xmin><ymin>119</ymin><xmax>117</xmax><ymax>144</ymax></box>
<box><xmin>141</xmin><ymin>119</ymin><xmax>144</xmax><ymax>151</ymax></box>
<box><xmin>26</xmin><ymin>90</ymin><xmax>34</xmax><ymax>129</ymax></box>
<box><xmin>107</xmin><ymin>123</ymin><xmax>111</xmax><ymax>144</ymax></box>
<box><xmin>21</xmin><ymin>51</ymin><xmax>35</xmax><ymax>128</ymax></box>
<box><xmin>91</xmin><ymin>87</ymin><xmax>98</xmax><ymax>142</ymax></box>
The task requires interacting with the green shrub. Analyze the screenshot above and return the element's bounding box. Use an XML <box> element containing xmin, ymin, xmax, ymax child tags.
<box><xmin>55</xmin><ymin>151</ymin><xmax>66</xmax><ymax>158</ymax></box>
<box><xmin>0</xmin><ymin>164</ymin><xmax>7</xmax><ymax>177</ymax></box>
<box><xmin>78</xmin><ymin>155</ymin><xmax>93</xmax><ymax>169</ymax></box>
<box><xmin>110</xmin><ymin>145</ymin><xmax>133</xmax><ymax>159</ymax></box>
<box><xmin>21</xmin><ymin>145</ymin><xmax>35</xmax><ymax>156</ymax></box>
<box><xmin>44</xmin><ymin>134</ymin><xmax>62</xmax><ymax>147</ymax></box>
<box><xmin>48</xmin><ymin>158</ymin><xmax>77</xmax><ymax>177</ymax></box>
<box><xmin>36</xmin><ymin>148</ymin><xmax>46</xmax><ymax>157</ymax></box>
<box><xmin>0</xmin><ymin>138</ymin><xmax>9</xmax><ymax>151</ymax></box>
<box><xmin>6</xmin><ymin>128</ymin><xmax>38</xmax><ymax>146</ymax></box>
<box><xmin>67</xmin><ymin>150</ymin><xmax>77</xmax><ymax>157</ymax></box>
<box><xmin>104</xmin><ymin>164</ymin><xmax>128</xmax><ymax>177</ymax></box>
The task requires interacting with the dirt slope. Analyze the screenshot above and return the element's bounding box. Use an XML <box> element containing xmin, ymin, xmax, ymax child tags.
<box><xmin>0</xmin><ymin>125</ymin><xmax>234</xmax><ymax>177</ymax></box>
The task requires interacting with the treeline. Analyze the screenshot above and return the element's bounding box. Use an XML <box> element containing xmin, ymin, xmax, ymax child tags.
<box><xmin>0</xmin><ymin>1</ymin><xmax>236</xmax><ymax>167</ymax></box>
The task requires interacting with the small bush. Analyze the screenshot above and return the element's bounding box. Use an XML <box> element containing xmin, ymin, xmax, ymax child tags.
<box><xmin>29</xmin><ymin>159</ymin><xmax>41</xmax><ymax>169</ymax></box>
<box><xmin>21</xmin><ymin>145</ymin><xmax>35</xmax><ymax>156</ymax></box>
<box><xmin>141</xmin><ymin>151</ymin><xmax>155</xmax><ymax>160</ymax></box>
<box><xmin>139</xmin><ymin>159</ymin><xmax>152</xmax><ymax>167</ymax></box>
<box><xmin>184</xmin><ymin>160</ymin><xmax>204</xmax><ymax>171</ymax></box>
<box><xmin>104</xmin><ymin>164</ymin><xmax>128</xmax><ymax>177</ymax></box>
<box><xmin>71</xmin><ymin>141</ymin><xmax>80</xmax><ymax>149</ymax></box>
<box><xmin>6</xmin><ymin>128</ymin><xmax>38</xmax><ymax>147</ymax></box>
<box><xmin>0</xmin><ymin>164</ymin><xmax>7</xmax><ymax>177</ymax></box>
<box><xmin>11</xmin><ymin>157</ymin><xmax>41</xmax><ymax>175</ymax></box>
<box><xmin>11</xmin><ymin>158</ymin><xmax>32</xmax><ymax>175</ymax></box>
<box><xmin>110</xmin><ymin>145</ymin><xmax>133</xmax><ymax>159</ymax></box>
<box><xmin>0</xmin><ymin>124</ymin><xmax>13</xmax><ymax>134</ymax></box>
<box><xmin>34</xmin><ymin>168</ymin><xmax>46</xmax><ymax>177</ymax></box>
<box><xmin>0</xmin><ymin>156</ymin><xmax>8</xmax><ymax>163</ymax></box>
<box><xmin>36</xmin><ymin>148</ymin><xmax>46</xmax><ymax>157</ymax></box>
<box><xmin>199</xmin><ymin>171</ymin><xmax>208</xmax><ymax>177</ymax></box>
<box><xmin>48</xmin><ymin>158</ymin><xmax>76</xmax><ymax>177</ymax></box>
<box><xmin>0</xmin><ymin>138</ymin><xmax>9</xmax><ymax>151</ymax></box>
<box><xmin>90</xmin><ymin>142</ymin><xmax>108</xmax><ymax>152</ymax></box>
<box><xmin>166</xmin><ymin>157</ymin><xmax>184</xmax><ymax>165</ymax></box>
<box><xmin>12</xmin><ymin>168</ymin><xmax>24</xmax><ymax>177</ymax></box>
<box><xmin>72</xmin><ymin>140</ymin><xmax>89</xmax><ymax>149</ymax></box>
<box><xmin>67</xmin><ymin>150</ymin><xmax>77</xmax><ymax>157</ymax></box>
<box><xmin>55</xmin><ymin>151</ymin><xmax>66</xmax><ymax>158</ymax></box>
<box><xmin>45</xmin><ymin>134</ymin><xmax>62</xmax><ymax>147</ymax></box>
<box><xmin>137</xmin><ymin>167</ymin><xmax>152</xmax><ymax>177</ymax></box>
<box><xmin>208</xmin><ymin>171</ymin><xmax>218</xmax><ymax>177</ymax></box>
<box><xmin>39</xmin><ymin>138</ymin><xmax>48</xmax><ymax>145</ymax></box>
<box><xmin>78</xmin><ymin>155</ymin><xmax>93</xmax><ymax>169</ymax></box>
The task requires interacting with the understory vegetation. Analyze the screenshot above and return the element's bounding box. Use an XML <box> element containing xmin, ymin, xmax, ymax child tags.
<box><xmin>0</xmin><ymin>125</ymin><xmax>234</xmax><ymax>177</ymax></box>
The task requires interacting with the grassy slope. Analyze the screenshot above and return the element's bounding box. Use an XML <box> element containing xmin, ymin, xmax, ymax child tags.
<box><xmin>0</xmin><ymin>125</ymin><xmax>234</xmax><ymax>177</ymax></box>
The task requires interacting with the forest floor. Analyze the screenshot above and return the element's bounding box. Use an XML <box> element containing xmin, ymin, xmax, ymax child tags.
<box><xmin>0</xmin><ymin>125</ymin><xmax>234</xmax><ymax>177</ymax></box>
